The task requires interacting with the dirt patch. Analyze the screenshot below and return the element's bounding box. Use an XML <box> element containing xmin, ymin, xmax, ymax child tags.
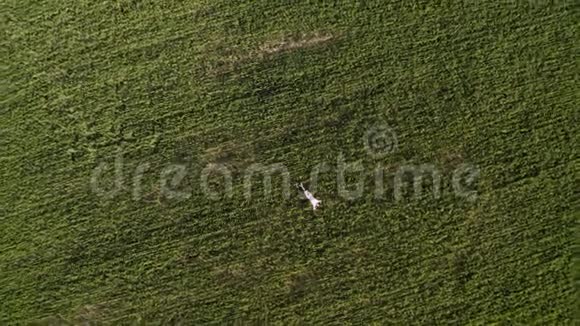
<box><xmin>257</xmin><ymin>32</ymin><xmax>335</xmax><ymax>56</ymax></box>
<box><xmin>284</xmin><ymin>270</ymin><xmax>317</xmax><ymax>300</ymax></box>
<box><xmin>213</xmin><ymin>263</ymin><xmax>248</xmax><ymax>283</ymax></box>
<box><xmin>73</xmin><ymin>304</ymin><xmax>108</xmax><ymax>324</ymax></box>
<box><xmin>437</xmin><ymin>148</ymin><xmax>465</xmax><ymax>172</ymax></box>
<box><xmin>202</xmin><ymin>141</ymin><xmax>255</xmax><ymax>172</ymax></box>
<box><xmin>203</xmin><ymin>32</ymin><xmax>337</xmax><ymax>77</ymax></box>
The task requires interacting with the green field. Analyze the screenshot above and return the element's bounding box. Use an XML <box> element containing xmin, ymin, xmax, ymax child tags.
<box><xmin>1</xmin><ymin>0</ymin><xmax>577</xmax><ymax>324</ymax></box>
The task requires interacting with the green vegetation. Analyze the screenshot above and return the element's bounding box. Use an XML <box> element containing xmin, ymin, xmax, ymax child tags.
<box><xmin>1</xmin><ymin>0</ymin><xmax>577</xmax><ymax>323</ymax></box>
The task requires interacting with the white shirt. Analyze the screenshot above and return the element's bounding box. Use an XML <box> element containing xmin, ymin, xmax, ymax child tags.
<box><xmin>303</xmin><ymin>190</ymin><xmax>321</xmax><ymax>210</ymax></box>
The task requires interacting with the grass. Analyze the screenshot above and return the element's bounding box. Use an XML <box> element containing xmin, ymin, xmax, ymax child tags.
<box><xmin>1</xmin><ymin>0</ymin><xmax>577</xmax><ymax>324</ymax></box>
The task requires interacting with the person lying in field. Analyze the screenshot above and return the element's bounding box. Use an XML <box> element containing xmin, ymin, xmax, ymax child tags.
<box><xmin>296</xmin><ymin>183</ymin><xmax>321</xmax><ymax>210</ymax></box>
